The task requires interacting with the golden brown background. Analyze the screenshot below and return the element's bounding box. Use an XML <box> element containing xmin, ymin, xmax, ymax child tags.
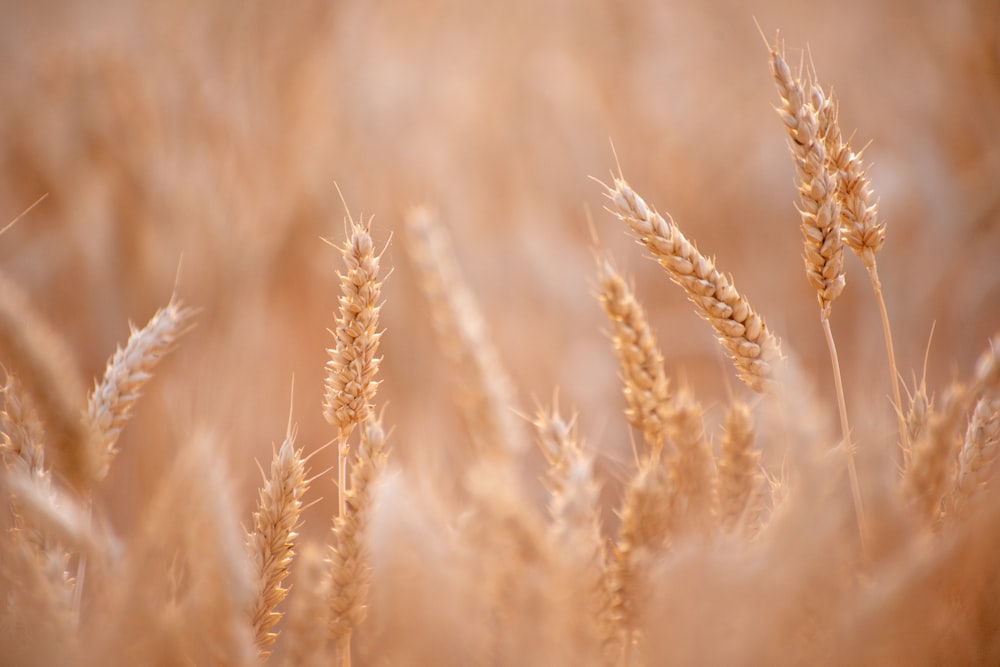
<box><xmin>2</xmin><ymin>0</ymin><xmax>998</xmax><ymax>537</ymax></box>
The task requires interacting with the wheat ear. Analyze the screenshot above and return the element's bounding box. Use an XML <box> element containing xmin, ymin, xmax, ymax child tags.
<box><xmin>664</xmin><ymin>389</ymin><xmax>716</xmax><ymax>537</ymax></box>
<box><xmin>323</xmin><ymin>214</ymin><xmax>384</xmax><ymax>524</ymax></box>
<box><xmin>405</xmin><ymin>205</ymin><xmax>523</xmax><ymax>458</ymax></box>
<box><xmin>904</xmin><ymin>337</ymin><xmax>1000</xmax><ymax>525</ymax></box>
<box><xmin>769</xmin><ymin>45</ymin><xmax>865</xmax><ymax>547</ymax></box>
<box><xmin>0</xmin><ymin>271</ymin><xmax>96</xmax><ymax>491</ymax></box>
<box><xmin>245</xmin><ymin>423</ymin><xmax>308</xmax><ymax>659</ymax></box>
<box><xmin>596</xmin><ymin>256</ymin><xmax>672</xmax><ymax>458</ymax></box>
<box><xmin>603</xmin><ymin>177</ymin><xmax>782</xmax><ymax>394</ymax></box>
<box><xmin>533</xmin><ymin>401</ymin><xmax>616</xmax><ymax>664</ymax></box>
<box><xmin>87</xmin><ymin>294</ymin><xmax>194</xmax><ymax>482</ymax></box>
<box><xmin>717</xmin><ymin>401</ymin><xmax>765</xmax><ymax>535</ymax></box>
<box><xmin>817</xmin><ymin>85</ymin><xmax>905</xmax><ymax>457</ymax></box>
<box><xmin>2</xmin><ymin>371</ymin><xmax>48</xmax><ymax>488</ymax></box>
<box><xmin>328</xmin><ymin>416</ymin><xmax>388</xmax><ymax>664</ymax></box>
<box><xmin>951</xmin><ymin>393</ymin><xmax>1000</xmax><ymax>513</ymax></box>
<box><xmin>610</xmin><ymin>454</ymin><xmax>670</xmax><ymax>665</ymax></box>
<box><xmin>281</xmin><ymin>541</ymin><xmax>331</xmax><ymax>667</ymax></box>
<box><xmin>1</xmin><ymin>373</ymin><xmax>76</xmax><ymax>600</ymax></box>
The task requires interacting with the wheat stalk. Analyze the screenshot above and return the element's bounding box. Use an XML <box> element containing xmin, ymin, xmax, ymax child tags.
<box><xmin>904</xmin><ymin>337</ymin><xmax>1000</xmax><ymax>525</ymax></box>
<box><xmin>609</xmin><ymin>453</ymin><xmax>670</xmax><ymax>665</ymax></box>
<box><xmin>817</xmin><ymin>83</ymin><xmax>906</xmax><ymax>457</ymax></box>
<box><xmin>245</xmin><ymin>423</ymin><xmax>308</xmax><ymax>659</ymax></box>
<box><xmin>602</xmin><ymin>177</ymin><xmax>782</xmax><ymax>394</ymax></box>
<box><xmin>0</xmin><ymin>372</ymin><xmax>76</xmax><ymax>611</ymax></box>
<box><xmin>323</xmin><ymin>216</ymin><xmax>384</xmax><ymax>441</ymax></box>
<box><xmin>717</xmin><ymin>401</ymin><xmax>765</xmax><ymax>535</ymax></box>
<box><xmin>281</xmin><ymin>541</ymin><xmax>331</xmax><ymax>667</ymax></box>
<box><xmin>87</xmin><ymin>293</ymin><xmax>194</xmax><ymax>482</ymax></box>
<box><xmin>768</xmin><ymin>43</ymin><xmax>866</xmax><ymax>548</ymax></box>
<box><xmin>323</xmin><ymin>213</ymin><xmax>385</xmax><ymax>528</ymax></box>
<box><xmin>328</xmin><ymin>416</ymin><xmax>388</xmax><ymax>663</ymax></box>
<box><xmin>596</xmin><ymin>256</ymin><xmax>673</xmax><ymax>458</ymax></box>
<box><xmin>405</xmin><ymin>205</ymin><xmax>524</xmax><ymax>458</ymax></box>
<box><xmin>768</xmin><ymin>48</ymin><xmax>845</xmax><ymax>317</ymax></box>
<box><xmin>533</xmin><ymin>401</ymin><xmax>616</xmax><ymax>665</ymax></box>
<box><xmin>665</xmin><ymin>389</ymin><xmax>716</xmax><ymax>537</ymax></box>
<box><xmin>951</xmin><ymin>393</ymin><xmax>1000</xmax><ymax>513</ymax></box>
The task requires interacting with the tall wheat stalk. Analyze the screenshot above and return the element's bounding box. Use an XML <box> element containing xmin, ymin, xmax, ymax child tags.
<box><xmin>322</xmin><ymin>211</ymin><xmax>386</xmax><ymax>667</ymax></box>
<box><xmin>768</xmin><ymin>42</ymin><xmax>865</xmax><ymax>547</ymax></box>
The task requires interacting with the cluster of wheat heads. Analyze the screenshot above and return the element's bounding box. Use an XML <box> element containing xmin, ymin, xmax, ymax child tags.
<box><xmin>2</xmin><ymin>35</ymin><xmax>1000</xmax><ymax>667</ymax></box>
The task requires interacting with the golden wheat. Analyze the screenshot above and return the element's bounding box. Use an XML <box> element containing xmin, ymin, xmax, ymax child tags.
<box><xmin>1</xmin><ymin>19</ymin><xmax>999</xmax><ymax>667</ymax></box>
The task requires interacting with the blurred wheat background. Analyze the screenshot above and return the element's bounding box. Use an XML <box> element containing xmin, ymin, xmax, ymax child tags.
<box><xmin>1</xmin><ymin>0</ymin><xmax>999</xmax><ymax>664</ymax></box>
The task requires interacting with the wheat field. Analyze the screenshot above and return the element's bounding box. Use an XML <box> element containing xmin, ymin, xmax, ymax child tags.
<box><xmin>2</xmin><ymin>1</ymin><xmax>1000</xmax><ymax>665</ymax></box>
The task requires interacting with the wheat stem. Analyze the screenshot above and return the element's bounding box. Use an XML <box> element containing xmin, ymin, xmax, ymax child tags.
<box><xmin>822</xmin><ymin>318</ymin><xmax>866</xmax><ymax>549</ymax></box>
<box><xmin>866</xmin><ymin>263</ymin><xmax>907</xmax><ymax>454</ymax></box>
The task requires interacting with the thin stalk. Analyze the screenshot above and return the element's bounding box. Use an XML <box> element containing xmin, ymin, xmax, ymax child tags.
<box><xmin>822</xmin><ymin>317</ymin><xmax>867</xmax><ymax>550</ymax></box>
<box><xmin>337</xmin><ymin>434</ymin><xmax>348</xmax><ymax>520</ymax></box>
<box><xmin>341</xmin><ymin>636</ymin><xmax>351</xmax><ymax>667</ymax></box>
<box><xmin>337</xmin><ymin>432</ymin><xmax>350</xmax><ymax>667</ymax></box>
<box><xmin>866</xmin><ymin>262</ymin><xmax>907</xmax><ymax>455</ymax></box>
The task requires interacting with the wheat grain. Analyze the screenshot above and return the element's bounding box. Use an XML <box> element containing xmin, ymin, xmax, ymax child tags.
<box><xmin>596</xmin><ymin>256</ymin><xmax>672</xmax><ymax>457</ymax></box>
<box><xmin>769</xmin><ymin>48</ymin><xmax>845</xmax><ymax>317</ymax></box>
<box><xmin>603</xmin><ymin>177</ymin><xmax>782</xmax><ymax>394</ymax></box>
<box><xmin>245</xmin><ymin>424</ymin><xmax>308</xmax><ymax>659</ymax></box>
<box><xmin>323</xmin><ymin>216</ymin><xmax>384</xmax><ymax>440</ymax></box>
<box><xmin>816</xmin><ymin>90</ymin><xmax>885</xmax><ymax>265</ymax></box>
<box><xmin>87</xmin><ymin>293</ymin><xmax>194</xmax><ymax>482</ymax></box>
